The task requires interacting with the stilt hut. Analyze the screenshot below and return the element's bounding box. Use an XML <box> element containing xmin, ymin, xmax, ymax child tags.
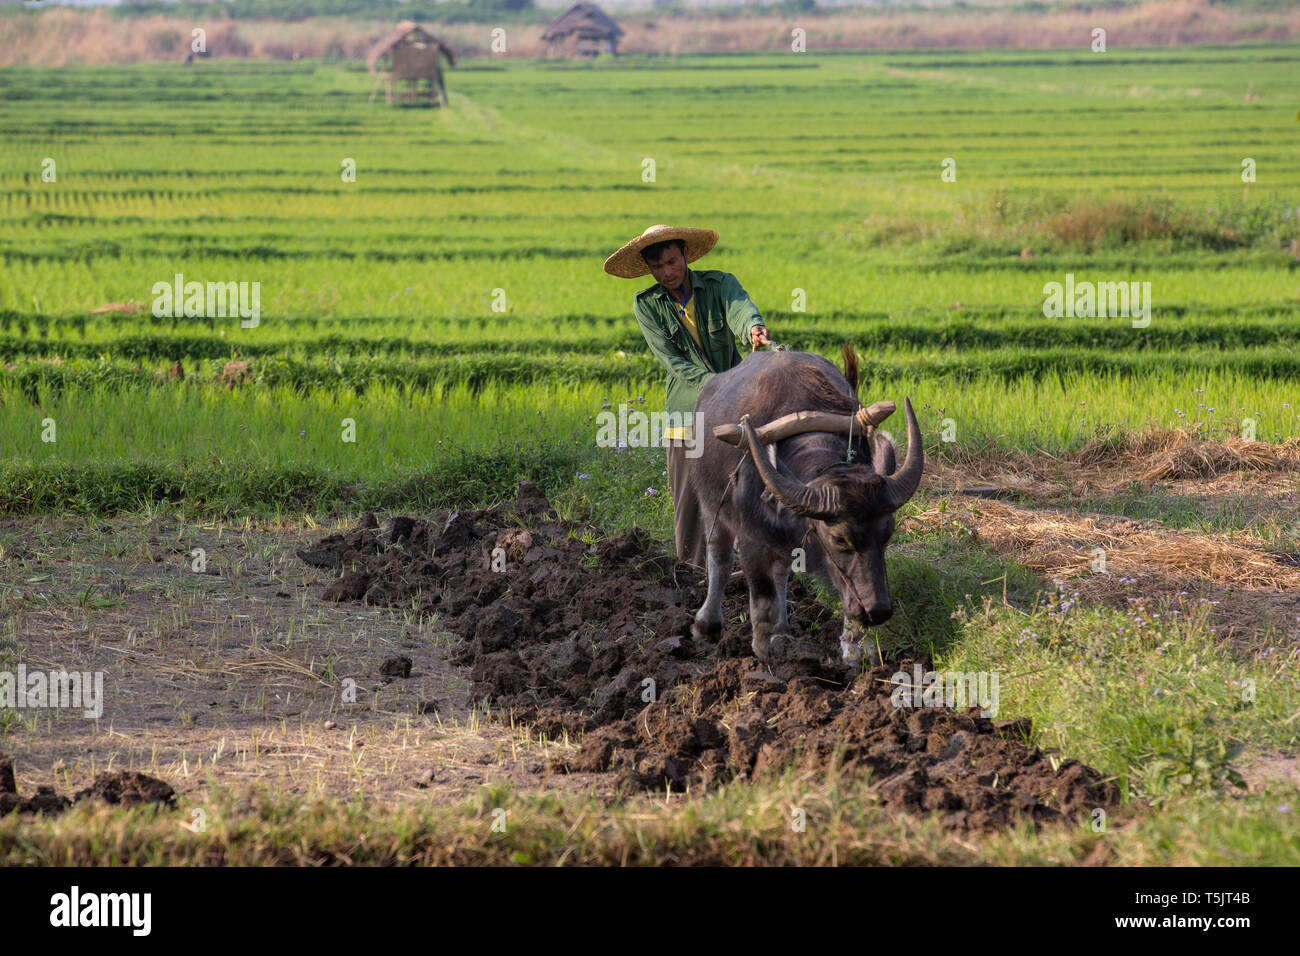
<box><xmin>367</xmin><ymin>22</ymin><xmax>457</xmax><ymax>107</ymax></box>
<box><xmin>541</xmin><ymin>3</ymin><xmax>623</xmax><ymax>59</ymax></box>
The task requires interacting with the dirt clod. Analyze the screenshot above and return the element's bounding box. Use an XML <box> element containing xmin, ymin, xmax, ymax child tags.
<box><xmin>380</xmin><ymin>655</ymin><xmax>413</xmax><ymax>679</ymax></box>
<box><xmin>0</xmin><ymin>755</ymin><xmax>175</xmax><ymax>816</ymax></box>
<box><xmin>74</xmin><ymin>771</ymin><xmax>176</xmax><ymax>808</ymax></box>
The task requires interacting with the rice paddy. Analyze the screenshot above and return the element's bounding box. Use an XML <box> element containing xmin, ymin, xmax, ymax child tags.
<box><xmin>0</xmin><ymin>46</ymin><xmax>1296</xmax><ymax>516</ymax></box>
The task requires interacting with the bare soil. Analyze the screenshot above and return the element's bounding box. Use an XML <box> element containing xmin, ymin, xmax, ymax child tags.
<box><xmin>0</xmin><ymin>509</ymin><xmax>578</xmax><ymax>813</ymax></box>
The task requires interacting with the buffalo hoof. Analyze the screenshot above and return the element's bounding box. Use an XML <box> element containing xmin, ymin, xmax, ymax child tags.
<box><xmin>691</xmin><ymin>617</ymin><xmax>722</xmax><ymax>642</ymax></box>
<box><xmin>840</xmin><ymin>629</ymin><xmax>882</xmax><ymax>668</ymax></box>
<box><xmin>751</xmin><ymin>632</ymin><xmax>772</xmax><ymax>663</ymax></box>
<box><xmin>771</xmin><ymin>632</ymin><xmax>821</xmax><ymax>667</ymax></box>
<box><xmin>840</xmin><ymin>638</ymin><xmax>863</xmax><ymax>667</ymax></box>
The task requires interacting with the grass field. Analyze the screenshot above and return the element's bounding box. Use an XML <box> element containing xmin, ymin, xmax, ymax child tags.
<box><xmin>1</xmin><ymin>43</ymin><xmax>1298</xmax><ymax>866</ymax></box>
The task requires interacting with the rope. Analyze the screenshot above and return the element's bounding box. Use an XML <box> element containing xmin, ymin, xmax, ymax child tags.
<box><xmin>703</xmin><ymin>448</ymin><xmax>749</xmax><ymax>552</ymax></box>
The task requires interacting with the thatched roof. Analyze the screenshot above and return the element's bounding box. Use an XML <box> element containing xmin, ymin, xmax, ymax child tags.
<box><xmin>367</xmin><ymin>21</ymin><xmax>456</xmax><ymax>74</ymax></box>
<box><xmin>541</xmin><ymin>3</ymin><xmax>623</xmax><ymax>42</ymax></box>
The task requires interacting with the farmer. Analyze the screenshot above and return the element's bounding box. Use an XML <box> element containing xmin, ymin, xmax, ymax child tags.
<box><xmin>603</xmin><ymin>224</ymin><xmax>770</xmax><ymax>572</ymax></box>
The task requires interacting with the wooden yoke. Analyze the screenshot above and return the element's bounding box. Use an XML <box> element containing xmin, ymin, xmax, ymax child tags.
<box><xmin>713</xmin><ymin>400</ymin><xmax>896</xmax><ymax>449</ymax></box>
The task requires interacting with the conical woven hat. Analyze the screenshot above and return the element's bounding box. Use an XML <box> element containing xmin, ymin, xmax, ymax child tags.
<box><xmin>603</xmin><ymin>224</ymin><xmax>719</xmax><ymax>278</ymax></box>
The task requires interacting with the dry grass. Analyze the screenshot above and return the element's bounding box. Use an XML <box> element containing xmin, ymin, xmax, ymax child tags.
<box><xmin>912</xmin><ymin>496</ymin><xmax>1300</xmax><ymax>645</ymax></box>
<box><xmin>930</xmin><ymin>427</ymin><xmax>1300</xmax><ymax>501</ymax></box>
<box><xmin>917</xmin><ymin>496</ymin><xmax>1300</xmax><ymax>591</ymax></box>
<box><xmin>1041</xmin><ymin>197</ymin><xmax>1212</xmax><ymax>248</ymax></box>
<box><xmin>919</xmin><ymin>423</ymin><xmax>1300</xmax><ymax>649</ymax></box>
<box><xmin>3</xmin><ymin>1</ymin><xmax>1298</xmax><ymax>67</ymax></box>
<box><xmin>5</xmin><ymin>710</ymin><xmax>590</xmax><ymax>813</ymax></box>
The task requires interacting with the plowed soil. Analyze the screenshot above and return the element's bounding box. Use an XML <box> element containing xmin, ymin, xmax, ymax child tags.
<box><xmin>297</xmin><ymin>482</ymin><xmax>1119</xmax><ymax>830</ymax></box>
<box><xmin>0</xmin><ymin>752</ymin><xmax>175</xmax><ymax>815</ymax></box>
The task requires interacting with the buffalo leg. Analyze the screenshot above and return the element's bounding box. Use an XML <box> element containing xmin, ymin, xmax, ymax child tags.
<box><xmin>768</xmin><ymin>556</ymin><xmax>823</xmax><ymax>665</ymax></box>
<box><xmin>737</xmin><ymin>538</ymin><xmax>780</xmax><ymax>662</ymax></box>
<box><xmin>773</xmin><ymin>558</ymin><xmax>793</xmax><ymax>639</ymax></box>
<box><xmin>691</xmin><ymin>525</ymin><xmax>734</xmax><ymax>641</ymax></box>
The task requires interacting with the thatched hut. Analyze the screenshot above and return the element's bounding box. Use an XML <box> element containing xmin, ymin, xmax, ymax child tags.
<box><xmin>367</xmin><ymin>22</ymin><xmax>457</xmax><ymax>107</ymax></box>
<box><xmin>541</xmin><ymin>3</ymin><xmax>623</xmax><ymax>59</ymax></box>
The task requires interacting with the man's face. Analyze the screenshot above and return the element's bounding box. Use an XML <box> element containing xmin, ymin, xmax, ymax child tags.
<box><xmin>644</xmin><ymin>244</ymin><xmax>687</xmax><ymax>292</ymax></box>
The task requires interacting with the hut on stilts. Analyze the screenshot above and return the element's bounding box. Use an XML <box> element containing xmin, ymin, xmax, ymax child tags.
<box><xmin>367</xmin><ymin>22</ymin><xmax>458</xmax><ymax>107</ymax></box>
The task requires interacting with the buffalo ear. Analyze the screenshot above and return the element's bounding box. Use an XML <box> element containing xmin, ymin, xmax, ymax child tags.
<box><xmin>870</xmin><ymin>429</ymin><xmax>897</xmax><ymax>475</ymax></box>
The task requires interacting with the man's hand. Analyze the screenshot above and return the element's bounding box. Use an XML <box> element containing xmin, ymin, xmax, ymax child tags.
<box><xmin>750</xmin><ymin>325</ymin><xmax>770</xmax><ymax>349</ymax></box>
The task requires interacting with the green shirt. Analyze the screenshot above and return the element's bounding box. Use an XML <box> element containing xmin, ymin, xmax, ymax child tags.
<box><xmin>633</xmin><ymin>269</ymin><xmax>765</xmax><ymax>430</ymax></box>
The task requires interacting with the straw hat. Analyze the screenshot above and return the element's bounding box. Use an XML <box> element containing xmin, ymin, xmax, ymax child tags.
<box><xmin>603</xmin><ymin>224</ymin><xmax>719</xmax><ymax>278</ymax></box>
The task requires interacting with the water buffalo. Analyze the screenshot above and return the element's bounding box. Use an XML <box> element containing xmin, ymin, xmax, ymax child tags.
<box><xmin>688</xmin><ymin>344</ymin><xmax>923</xmax><ymax>668</ymax></box>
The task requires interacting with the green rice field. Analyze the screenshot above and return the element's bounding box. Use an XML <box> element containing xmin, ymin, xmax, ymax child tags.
<box><xmin>0</xmin><ymin>45</ymin><xmax>1297</xmax><ymax>518</ymax></box>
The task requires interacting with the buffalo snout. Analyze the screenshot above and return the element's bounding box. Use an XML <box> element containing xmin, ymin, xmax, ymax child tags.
<box><xmin>849</xmin><ymin>599</ymin><xmax>893</xmax><ymax>628</ymax></box>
